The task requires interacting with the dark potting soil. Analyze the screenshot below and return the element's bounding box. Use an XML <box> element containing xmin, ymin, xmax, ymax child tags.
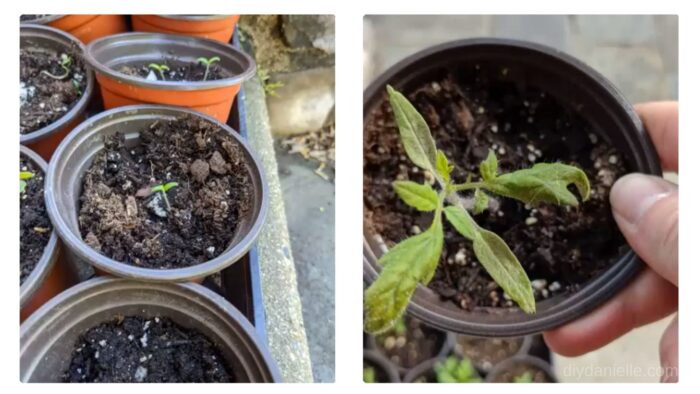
<box><xmin>491</xmin><ymin>363</ymin><xmax>552</xmax><ymax>383</ymax></box>
<box><xmin>78</xmin><ymin>115</ymin><xmax>254</xmax><ymax>269</ymax></box>
<box><xmin>364</xmin><ymin>69</ymin><xmax>629</xmax><ymax>311</ymax></box>
<box><xmin>20</xmin><ymin>157</ymin><xmax>52</xmax><ymax>285</ymax></box>
<box><xmin>20</xmin><ymin>46</ymin><xmax>87</xmax><ymax>134</ymax></box>
<box><xmin>374</xmin><ymin>317</ymin><xmax>445</xmax><ymax>369</ymax></box>
<box><xmin>454</xmin><ymin>336</ymin><xmax>523</xmax><ymax>371</ymax></box>
<box><xmin>119</xmin><ymin>60</ymin><xmax>230</xmax><ymax>82</ymax></box>
<box><xmin>63</xmin><ymin>316</ymin><xmax>233</xmax><ymax>383</ymax></box>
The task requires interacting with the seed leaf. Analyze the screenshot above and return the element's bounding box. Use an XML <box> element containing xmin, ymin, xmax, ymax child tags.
<box><xmin>473</xmin><ymin>189</ymin><xmax>489</xmax><ymax>214</ymax></box>
<box><xmin>444</xmin><ymin>205</ymin><xmax>478</xmax><ymax>241</ymax></box>
<box><xmin>479</xmin><ymin>150</ymin><xmax>499</xmax><ymax>181</ymax></box>
<box><xmin>485</xmin><ymin>162</ymin><xmax>590</xmax><ymax>206</ymax></box>
<box><xmin>472</xmin><ymin>229</ymin><xmax>536</xmax><ymax>313</ymax></box>
<box><xmin>392</xmin><ymin>180</ymin><xmax>439</xmax><ymax>212</ymax></box>
<box><xmin>386</xmin><ymin>85</ymin><xmax>437</xmax><ymax>172</ymax></box>
<box><xmin>20</xmin><ymin>171</ymin><xmax>35</xmax><ymax>180</ymax></box>
<box><xmin>436</xmin><ymin>150</ymin><xmax>453</xmax><ymax>183</ymax></box>
<box><xmin>364</xmin><ymin>220</ymin><xmax>444</xmax><ymax>333</ymax></box>
<box><xmin>20</xmin><ymin>180</ymin><xmax>27</xmax><ymax>194</ymax></box>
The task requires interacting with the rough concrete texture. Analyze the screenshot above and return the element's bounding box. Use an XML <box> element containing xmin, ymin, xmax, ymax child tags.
<box><xmin>268</xmin><ymin>67</ymin><xmax>335</xmax><ymax>137</ymax></box>
<box><xmin>364</xmin><ymin>15</ymin><xmax>678</xmax><ymax>383</ymax></box>
<box><xmin>282</xmin><ymin>15</ymin><xmax>335</xmax><ymax>54</ymax></box>
<box><xmin>243</xmin><ymin>76</ymin><xmax>314</xmax><ymax>383</ymax></box>
<box><xmin>275</xmin><ymin>149</ymin><xmax>335</xmax><ymax>382</ymax></box>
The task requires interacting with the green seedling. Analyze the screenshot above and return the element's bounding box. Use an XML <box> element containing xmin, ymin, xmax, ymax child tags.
<box><xmin>363</xmin><ymin>86</ymin><xmax>591</xmax><ymax>334</ymax></box>
<box><xmin>151</xmin><ymin>182</ymin><xmax>178</xmax><ymax>211</ymax></box>
<box><xmin>513</xmin><ymin>371</ymin><xmax>534</xmax><ymax>383</ymax></box>
<box><xmin>363</xmin><ymin>366</ymin><xmax>376</xmax><ymax>383</ymax></box>
<box><xmin>148</xmin><ymin>63</ymin><xmax>170</xmax><ymax>80</ymax></box>
<box><xmin>41</xmin><ymin>53</ymin><xmax>72</xmax><ymax>80</ymax></box>
<box><xmin>20</xmin><ymin>171</ymin><xmax>34</xmax><ymax>194</ymax></box>
<box><xmin>196</xmin><ymin>56</ymin><xmax>220</xmax><ymax>81</ymax></box>
<box><xmin>434</xmin><ymin>356</ymin><xmax>481</xmax><ymax>383</ymax></box>
<box><xmin>257</xmin><ymin>67</ymin><xmax>284</xmax><ymax>97</ymax></box>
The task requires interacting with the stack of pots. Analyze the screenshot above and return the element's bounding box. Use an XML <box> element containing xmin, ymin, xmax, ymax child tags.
<box><xmin>19</xmin><ymin>16</ymin><xmax>277</xmax><ymax>382</ymax></box>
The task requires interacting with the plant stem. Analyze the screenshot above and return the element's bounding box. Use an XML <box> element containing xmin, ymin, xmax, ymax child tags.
<box><xmin>451</xmin><ymin>181</ymin><xmax>485</xmax><ymax>192</ymax></box>
<box><xmin>203</xmin><ymin>64</ymin><xmax>210</xmax><ymax>81</ymax></box>
<box><xmin>40</xmin><ymin>69</ymin><xmax>70</xmax><ymax>80</ymax></box>
<box><xmin>161</xmin><ymin>191</ymin><xmax>171</xmax><ymax>211</ymax></box>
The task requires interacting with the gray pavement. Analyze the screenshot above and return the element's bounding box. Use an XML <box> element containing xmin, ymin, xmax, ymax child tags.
<box><xmin>364</xmin><ymin>15</ymin><xmax>678</xmax><ymax>383</ymax></box>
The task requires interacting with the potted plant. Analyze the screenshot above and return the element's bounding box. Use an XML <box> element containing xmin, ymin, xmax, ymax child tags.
<box><xmin>85</xmin><ymin>32</ymin><xmax>256</xmax><ymax>122</ymax></box>
<box><xmin>20</xmin><ymin>15</ymin><xmax>128</xmax><ymax>44</ymax></box>
<box><xmin>20</xmin><ymin>146</ymin><xmax>75</xmax><ymax>321</ymax></box>
<box><xmin>485</xmin><ymin>355</ymin><xmax>557</xmax><ymax>383</ymax></box>
<box><xmin>132</xmin><ymin>15</ymin><xmax>240</xmax><ymax>43</ymax></box>
<box><xmin>403</xmin><ymin>355</ymin><xmax>483</xmax><ymax>383</ymax></box>
<box><xmin>452</xmin><ymin>335</ymin><xmax>532</xmax><ymax>372</ymax></box>
<box><xmin>20</xmin><ymin>277</ymin><xmax>281</xmax><ymax>382</ymax></box>
<box><xmin>45</xmin><ymin>105</ymin><xmax>268</xmax><ymax>282</ymax></box>
<box><xmin>368</xmin><ymin>316</ymin><xmax>454</xmax><ymax>375</ymax></box>
<box><xmin>363</xmin><ymin>39</ymin><xmax>662</xmax><ymax>336</ymax></box>
<box><xmin>363</xmin><ymin>350</ymin><xmax>401</xmax><ymax>383</ymax></box>
<box><xmin>20</xmin><ymin>24</ymin><xmax>94</xmax><ymax>160</ymax></box>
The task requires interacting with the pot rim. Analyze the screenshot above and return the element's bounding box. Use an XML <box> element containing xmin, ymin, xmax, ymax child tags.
<box><xmin>363</xmin><ymin>349</ymin><xmax>401</xmax><ymax>383</ymax></box>
<box><xmin>20</xmin><ymin>276</ymin><xmax>282</xmax><ymax>382</ymax></box>
<box><xmin>363</xmin><ymin>38</ymin><xmax>662</xmax><ymax>336</ymax></box>
<box><xmin>20</xmin><ymin>24</ymin><xmax>95</xmax><ymax>145</ymax></box>
<box><xmin>19</xmin><ymin>145</ymin><xmax>60</xmax><ymax>308</ymax></box>
<box><xmin>45</xmin><ymin>104</ymin><xmax>269</xmax><ymax>282</ymax></box>
<box><xmin>85</xmin><ymin>32</ymin><xmax>256</xmax><ymax>91</ymax></box>
<box><xmin>485</xmin><ymin>354</ymin><xmax>557</xmax><ymax>383</ymax></box>
<box><xmin>20</xmin><ymin>15</ymin><xmax>65</xmax><ymax>24</ymax></box>
<box><xmin>154</xmin><ymin>15</ymin><xmax>236</xmax><ymax>21</ymax></box>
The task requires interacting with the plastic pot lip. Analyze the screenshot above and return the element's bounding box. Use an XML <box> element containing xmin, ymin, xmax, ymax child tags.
<box><xmin>154</xmin><ymin>15</ymin><xmax>236</xmax><ymax>21</ymax></box>
<box><xmin>45</xmin><ymin>104</ymin><xmax>269</xmax><ymax>282</ymax></box>
<box><xmin>363</xmin><ymin>349</ymin><xmax>401</xmax><ymax>383</ymax></box>
<box><xmin>485</xmin><ymin>354</ymin><xmax>557</xmax><ymax>383</ymax></box>
<box><xmin>85</xmin><ymin>32</ymin><xmax>256</xmax><ymax>91</ymax></box>
<box><xmin>20</xmin><ymin>276</ymin><xmax>282</xmax><ymax>382</ymax></box>
<box><xmin>20</xmin><ymin>15</ymin><xmax>65</xmax><ymax>24</ymax></box>
<box><xmin>19</xmin><ymin>145</ymin><xmax>60</xmax><ymax>308</ymax></box>
<box><xmin>20</xmin><ymin>24</ymin><xmax>95</xmax><ymax>145</ymax></box>
<box><xmin>363</xmin><ymin>38</ymin><xmax>663</xmax><ymax>336</ymax></box>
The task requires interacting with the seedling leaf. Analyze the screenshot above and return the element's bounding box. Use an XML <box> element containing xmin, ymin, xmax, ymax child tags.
<box><xmin>473</xmin><ymin>189</ymin><xmax>489</xmax><ymax>214</ymax></box>
<box><xmin>392</xmin><ymin>180</ymin><xmax>439</xmax><ymax>212</ymax></box>
<box><xmin>436</xmin><ymin>150</ymin><xmax>453</xmax><ymax>183</ymax></box>
<box><xmin>479</xmin><ymin>149</ymin><xmax>499</xmax><ymax>181</ymax></box>
<box><xmin>386</xmin><ymin>86</ymin><xmax>437</xmax><ymax>173</ymax></box>
<box><xmin>20</xmin><ymin>171</ymin><xmax>35</xmax><ymax>180</ymax></box>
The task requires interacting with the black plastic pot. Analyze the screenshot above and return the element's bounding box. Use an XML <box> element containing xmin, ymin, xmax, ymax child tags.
<box><xmin>485</xmin><ymin>355</ymin><xmax>557</xmax><ymax>383</ymax></box>
<box><xmin>20</xmin><ymin>24</ymin><xmax>95</xmax><ymax>160</ymax></box>
<box><xmin>363</xmin><ymin>350</ymin><xmax>401</xmax><ymax>383</ymax></box>
<box><xmin>45</xmin><ymin>105</ymin><xmax>268</xmax><ymax>282</ymax></box>
<box><xmin>20</xmin><ymin>277</ymin><xmax>280</xmax><ymax>382</ymax></box>
<box><xmin>363</xmin><ymin>39</ymin><xmax>662</xmax><ymax>336</ymax></box>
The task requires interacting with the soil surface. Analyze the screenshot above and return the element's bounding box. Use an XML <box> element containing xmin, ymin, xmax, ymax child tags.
<box><xmin>454</xmin><ymin>336</ymin><xmax>523</xmax><ymax>371</ymax></box>
<box><xmin>364</xmin><ymin>68</ymin><xmax>629</xmax><ymax>311</ymax></box>
<box><xmin>20</xmin><ymin>157</ymin><xmax>52</xmax><ymax>285</ymax></box>
<box><xmin>78</xmin><ymin>115</ymin><xmax>253</xmax><ymax>269</ymax></box>
<box><xmin>119</xmin><ymin>60</ymin><xmax>230</xmax><ymax>82</ymax></box>
<box><xmin>20</xmin><ymin>46</ymin><xmax>87</xmax><ymax>134</ymax></box>
<box><xmin>491</xmin><ymin>363</ymin><xmax>552</xmax><ymax>383</ymax></box>
<box><xmin>374</xmin><ymin>317</ymin><xmax>445</xmax><ymax>369</ymax></box>
<box><xmin>63</xmin><ymin>315</ymin><xmax>233</xmax><ymax>382</ymax></box>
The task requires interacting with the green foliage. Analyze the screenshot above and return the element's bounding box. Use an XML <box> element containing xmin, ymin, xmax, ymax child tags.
<box><xmin>363</xmin><ymin>86</ymin><xmax>592</xmax><ymax>333</ymax></box>
<box><xmin>148</xmin><ymin>63</ymin><xmax>170</xmax><ymax>80</ymax></box>
<box><xmin>363</xmin><ymin>367</ymin><xmax>376</xmax><ymax>383</ymax></box>
<box><xmin>257</xmin><ymin>68</ymin><xmax>284</xmax><ymax>97</ymax></box>
<box><xmin>20</xmin><ymin>171</ymin><xmax>34</xmax><ymax>194</ymax></box>
<box><xmin>197</xmin><ymin>56</ymin><xmax>220</xmax><ymax>81</ymax></box>
<box><xmin>41</xmin><ymin>53</ymin><xmax>72</xmax><ymax>80</ymax></box>
<box><xmin>513</xmin><ymin>371</ymin><xmax>534</xmax><ymax>383</ymax></box>
<box><xmin>434</xmin><ymin>356</ymin><xmax>481</xmax><ymax>383</ymax></box>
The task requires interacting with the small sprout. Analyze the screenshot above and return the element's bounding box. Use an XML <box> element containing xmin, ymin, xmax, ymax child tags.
<box><xmin>148</xmin><ymin>63</ymin><xmax>170</xmax><ymax>81</ymax></box>
<box><xmin>363</xmin><ymin>367</ymin><xmax>376</xmax><ymax>383</ymax></box>
<box><xmin>434</xmin><ymin>356</ymin><xmax>481</xmax><ymax>383</ymax></box>
<box><xmin>20</xmin><ymin>171</ymin><xmax>34</xmax><ymax>194</ymax></box>
<box><xmin>151</xmin><ymin>182</ymin><xmax>178</xmax><ymax>212</ymax></box>
<box><xmin>196</xmin><ymin>56</ymin><xmax>220</xmax><ymax>81</ymax></box>
<box><xmin>33</xmin><ymin>227</ymin><xmax>50</xmax><ymax>233</ymax></box>
<box><xmin>513</xmin><ymin>371</ymin><xmax>534</xmax><ymax>383</ymax></box>
<box><xmin>257</xmin><ymin>67</ymin><xmax>284</xmax><ymax>97</ymax></box>
<box><xmin>41</xmin><ymin>53</ymin><xmax>72</xmax><ymax>80</ymax></box>
<box><xmin>73</xmin><ymin>79</ymin><xmax>82</xmax><ymax>95</ymax></box>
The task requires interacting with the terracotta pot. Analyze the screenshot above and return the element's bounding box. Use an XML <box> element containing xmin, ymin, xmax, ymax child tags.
<box><xmin>85</xmin><ymin>32</ymin><xmax>256</xmax><ymax>122</ymax></box>
<box><xmin>20</xmin><ymin>277</ymin><xmax>281</xmax><ymax>382</ymax></box>
<box><xmin>132</xmin><ymin>15</ymin><xmax>239</xmax><ymax>43</ymax></box>
<box><xmin>22</xmin><ymin>14</ymin><xmax>128</xmax><ymax>44</ymax></box>
<box><xmin>20</xmin><ymin>146</ymin><xmax>75</xmax><ymax>321</ymax></box>
<box><xmin>20</xmin><ymin>24</ymin><xmax>95</xmax><ymax>160</ymax></box>
<box><xmin>45</xmin><ymin>105</ymin><xmax>268</xmax><ymax>282</ymax></box>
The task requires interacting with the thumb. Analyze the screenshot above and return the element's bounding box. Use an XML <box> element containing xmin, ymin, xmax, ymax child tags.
<box><xmin>610</xmin><ymin>173</ymin><xmax>678</xmax><ymax>285</ymax></box>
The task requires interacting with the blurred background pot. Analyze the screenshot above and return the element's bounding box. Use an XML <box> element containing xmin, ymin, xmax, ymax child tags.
<box><xmin>21</xmin><ymin>14</ymin><xmax>128</xmax><ymax>44</ymax></box>
<box><xmin>132</xmin><ymin>15</ymin><xmax>240</xmax><ymax>43</ymax></box>
<box><xmin>485</xmin><ymin>355</ymin><xmax>557</xmax><ymax>383</ymax></box>
<box><xmin>363</xmin><ymin>350</ymin><xmax>400</xmax><ymax>383</ymax></box>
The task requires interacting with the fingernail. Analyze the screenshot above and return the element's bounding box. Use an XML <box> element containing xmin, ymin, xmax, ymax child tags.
<box><xmin>610</xmin><ymin>173</ymin><xmax>676</xmax><ymax>227</ymax></box>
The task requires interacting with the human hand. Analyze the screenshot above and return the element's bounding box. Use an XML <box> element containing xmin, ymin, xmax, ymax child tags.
<box><xmin>543</xmin><ymin>102</ymin><xmax>679</xmax><ymax>382</ymax></box>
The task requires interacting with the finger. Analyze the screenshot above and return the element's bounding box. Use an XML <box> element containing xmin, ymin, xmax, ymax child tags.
<box><xmin>610</xmin><ymin>173</ymin><xmax>678</xmax><ymax>285</ymax></box>
<box><xmin>635</xmin><ymin>102</ymin><xmax>678</xmax><ymax>172</ymax></box>
<box><xmin>544</xmin><ymin>269</ymin><xmax>677</xmax><ymax>356</ymax></box>
<box><xmin>659</xmin><ymin>315</ymin><xmax>678</xmax><ymax>383</ymax></box>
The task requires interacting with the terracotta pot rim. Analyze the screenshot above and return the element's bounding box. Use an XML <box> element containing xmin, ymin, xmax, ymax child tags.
<box><xmin>45</xmin><ymin>105</ymin><xmax>269</xmax><ymax>282</ymax></box>
<box><xmin>85</xmin><ymin>32</ymin><xmax>256</xmax><ymax>91</ymax></box>
<box><xmin>20</xmin><ymin>24</ymin><xmax>95</xmax><ymax>145</ymax></box>
<box><xmin>19</xmin><ymin>145</ymin><xmax>60</xmax><ymax>308</ymax></box>
<box><xmin>155</xmin><ymin>14</ymin><xmax>236</xmax><ymax>21</ymax></box>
